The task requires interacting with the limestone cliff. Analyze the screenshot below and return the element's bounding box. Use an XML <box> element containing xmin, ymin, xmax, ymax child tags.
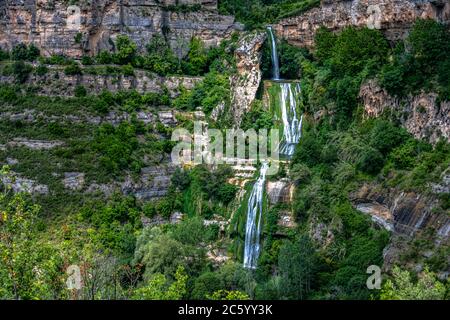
<box><xmin>274</xmin><ymin>0</ymin><xmax>450</xmax><ymax>48</ymax></box>
<box><xmin>351</xmin><ymin>182</ymin><xmax>449</xmax><ymax>274</ymax></box>
<box><xmin>360</xmin><ymin>80</ymin><xmax>450</xmax><ymax>145</ymax></box>
<box><xmin>0</xmin><ymin>66</ymin><xmax>202</xmax><ymax>97</ymax></box>
<box><xmin>230</xmin><ymin>31</ymin><xmax>266</xmax><ymax>126</ymax></box>
<box><xmin>0</xmin><ymin>0</ymin><xmax>243</xmax><ymax>57</ymax></box>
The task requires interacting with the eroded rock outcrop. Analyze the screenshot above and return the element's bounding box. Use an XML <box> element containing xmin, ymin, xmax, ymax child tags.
<box><xmin>274</xmin><ymin>0</ymin><xmax>450</xmax><ymax>48</ymax></box>
<box><xmin>230</xmin><ymin>31</ymin><xmax>266</xmax><ymax>126</ymax></box>
<box><xmin>351</xmin><ymin>183</ymin><xmax>449</xmax><ymax>240</ymax></box>
<box><xmin>266</xmin><ymin>179</ymin><xmax>293</xmax><ymax>204</ymax></box>
<box><xmin>0</xmin><ymin>0</ymin><xmax>242</xmax><ymax>57</ymax></box>
<box><xmin>360</xmin><ymin>80</ymin><xmax>450</xmax><ymax>144</ymax></box>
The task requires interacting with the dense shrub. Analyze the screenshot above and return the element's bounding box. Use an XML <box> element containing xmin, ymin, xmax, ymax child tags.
<box><xmin>218</xmin><ymin>0</ymin><xmax>320</xmax><ymax>28</ymax></box>
<box><xmin>11</xmin><ymin>43</ymin><xmax>40</xmax><ymax>61</ymax></box>
<box><xmin>182</xmin><ymin>37</ymin><xmax>209</xmax><ymax>76</ymax></box>
<box><xmin>35</xmin><ymin>64</ymin><xmax>48</xmax><ymax>76</ymax></box>
<box><xmin>380</xmin><ymin>19</ymin><xmax>450</xmax><ymax>99</ymax></box>
<box><xmin>74</xmin><ymin>85</ymin><xmax>87</xmax><ymax>97</ymax></box>
<box><xmin>12</xmin><ymin>60</ymin><xmax>33</xmax><ymax>84</ymax></box>
<box><xmin>93</xmin><ymin>122</ymin><xmax>140</xmax><ymax>174</ymax></box>
<box><xmin>114</xmin><ymin>35</ymin><xmax>137</xmax><ymax>65</ymax></box>
<box><xmin>369</xmin><ymin>120</ymin><xmax>409</xmax><ymax>156</ymax></box>
<box><xmin>64</xmin><ymin>63</ymin><xmax>82</xmax><ymax>75</ymax></box>
<box><xmin>143</xmin><ymin>34</ymin><xmax>179</xmax><ymax>75</ymax></box>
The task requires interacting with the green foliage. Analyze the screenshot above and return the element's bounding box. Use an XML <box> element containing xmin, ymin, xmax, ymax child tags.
<box><xmin>133</xmin><ymin>227</ymin><xmax>206</xmax><ymax>279</ymax></box>
<box><xmin>96</xmin><ymin>50</ymin><xmax>113</xmax><ymax>64</ymax></box>
<box><xmin>183</xmin><ymin>164</ymin><xmax>237</xmax><ymax>213</ymax></box>
<box><xmin>114</xmin><ymin>35</ymin><xmax>137</xmax><ymax>65</ymax></box>
<box><xmin>93</xmin><ymin>122</ymin><xmax>141</xmax><ymax>174</ymax></box>
<box><xmin>218</xmin><ymin>0</ymin><xmax>320</xmax><ymax>29</ymax></box>
<box><xmin>0</xmin><ymin>47</ymin><xmax>9</xmax><ymax>61</ymax></box>
<box><xmin>207</xmin><ymin>289</ymin><xmax>250</xmax><ymax>300</ymax></box>
<box><xmin>11</xmin><ymin>43</ymin><xmax>40</xmax><ymax>61</ymax></box>
<box><xmin>182</xmin><ymin>37</ymin><xmax>208</xmax><ymax>76</ymax></box>
<box><xmin>173</xmin><ymin>71</ymin><xmax>230</xmax><ymax>113</ymax></box>
<box><xmin>241</xmin><ymin>100</ymin><xmax>274</xmax><ymax>131</ymax></box>
<box><xmin>39</xmin><ymin>54</ymin><xmax>73</xmax><ymax>65</ymax></box>
<box><xmin>355</xmin><ymin>147</ymin><xmax>384</xmax><ymax>175</ymax></box>
<box><xmin>64</xmin><ymin>62</ymin><xmax>82</xmax><ymax>75</ymax></box>
<box><xmin>35</xmin><ymin>64</ymin><xmax>48</xmax><ymax>76</ymax></box>
<box><xmin>369</xmin><ymin>120</ymin><xmax>409</xmax><ymax>156</ymax></box>
<box><xmin>381</xmin><ymin>266</ymin><xmax>446</xmax><ymax>300</ymax></box>
<box><xmin>192</xmin><ymin>272</ymin><xmax>224</xmax><ymax>299</ymax></box>
<box><xmin>81</xmin><ymin>55</ymin><xmax>94</xmax><ymax>65</ymax></box>
<box><xmin>277</xmin><ymin>236</ymin><xmax>316</xmax><ymax>299</ymax></box>
<box><xmin>326</xmin><ymin>27</ymin><xmax>388</xmax><ymax>76</ymax></box>
<box><xmin>79</xmin><ymin>196</ymin><xmax>140</xmax><ymax>259</ymax></box>
<box><xmin>262</xmin><ymin>38</ymin><xmax>309</xmax><ymax>79</ymax></box>
<box><xmin>0</xmin><ymin>167</ymin><xmax>66</xmax><ymax>299</ymax></box>
<box><xmin>143</xmin><ymin>34</ymin><xmax>180</xmax><ymax>75</ymax></box>
<box><xmin>380</xmin><ymin>20</ymin><xmax>450</xmax><ymax>99</ymax></box>
<box><xmin>11</xmin><ymin>60</ymin><xmax>33</xmax><ymax>84</ymax></box>
<box><xmin>74</xmin><ymin>32</ymin><xmax>82</xmax><ymax>44</ymax></box>
<box><xmin>74</xmin><ymin>85</ymin><xmax>87</xmax><ymax>97</ymax></box>
<box><xmin>132</xmin><ymin>266</ymin><xmax>188</xmax><ymax>300</ymax></box>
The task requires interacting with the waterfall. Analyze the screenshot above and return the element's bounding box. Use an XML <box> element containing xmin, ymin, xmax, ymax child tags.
<box><xmin>279</xmin><ymin>82</ymin><xmax>303</xmax><ymax>156</ymax></box>
<box><xmin>267</xmin><ymin>26</ymin><xmax>280</xmax><ymax>80</ymax></box>
<box><xmin>243</xmin><ymin>162</ymin><xmax>269</xmax><ymax>269</ymax></box>
<box><xmin>241</xmin><ymin>28</ymin><xmax>304</xmax><ymax>269</ymax></box>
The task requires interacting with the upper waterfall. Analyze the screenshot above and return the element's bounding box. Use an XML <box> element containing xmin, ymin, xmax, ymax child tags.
<box><xmin>279</xmin><ymin>82</ymin><xmax>303</xmax><ymax>157</ymax></box>
<box><xmin>267</xmin><ymin>26</ymin><xmax>280</xmax><ymax>80</ymax></box>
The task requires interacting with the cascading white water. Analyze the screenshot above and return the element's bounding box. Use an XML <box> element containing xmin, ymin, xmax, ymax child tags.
<box><xmin>267</xmin><ymin>26</ymin><xmax>280</xmax><ymax>80</ymax></box>
<box><xmin>243</xmin><ymin>162</ymin><xmax>269</xmax><ymax>269</ymax></box>
<box><xmin>241</xmin><ymin>29</ymin><xmax>304</xmax><ymax>269</ymax></box>
<box><xmin>279</xmin><ymin>82</ymin><xmax>303</xmax><ymax>156</ymax></box>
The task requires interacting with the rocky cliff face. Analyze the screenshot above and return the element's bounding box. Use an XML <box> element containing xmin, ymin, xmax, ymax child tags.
<box><xmin>351</xmin><ymin>183</ymin><xmax>449</xmax><ymax>239</ymax></box>
<box><xmin>0</xmin><ymin>0</ymin><xmax>242</xmax><ymax>57</ymax></box>
<box><xmin>274</xmin><ymin>0</ymin><xmax>450</xmax><ymax>48</ymax></box>
<box><xmin>360</xmin><ymin>80</ymin><xmax>450</xmax><ymax>144</ymax></box>
<box><xmin>230</xmin><ymin>31</ymin><xmax>266</xmax><ymax>126</ymax></box>
<box><xmin>351</xmin><ymin>182</ymin><xmax>449</xmax><ymax>273</ymax></box>
<box><xmin>0</xmin><ymin>66</ymin><xmax>202</xmax><ymax>97</ymax></box>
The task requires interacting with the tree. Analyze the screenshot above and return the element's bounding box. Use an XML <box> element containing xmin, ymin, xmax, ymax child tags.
<box><xmin>191</xmin><ymin>272</ymin><xmax>224</xmax><ymax>299</ymax></box>
<box><xmin>207</xmin><ymin>290</ymin><xmax>250</xmax><ymax>300</ymax></box>
<box><xmin>64</xmin><ymin>63</ymin><xmax>82</xmax><ymax>75</ymax></box>
<box><xmin>381</xmin><ymin>266</ymin><xmax>446</xmax><ymax>300</ymax></box>
<box><xmin>132</xmin><ymin>266</ymin><xmax>188</xmax><ymax>300</ymax></box>
<box><xmin>182</xmin><ymin>37</ymin><xmax>208</xmax><ymax>76</ymax></box>
<box><xmin>0</xmin><ymin>166</ymin><xmax>66</xmax><ymax>299</ymax></box>
<box><xmin>278</xmin><ymin>236</ymin><xmax>316</xmax><ymax>299</ymax></box>
<box><xmin>12</xmin><ymin>60</ymin><xmax>33</xmax><ymax>84</ymax></box>
<box><xmin>144</xmin><ymin>34</ymin><xmax>179</xmax><ymax>75</ymax></box>
<box><xmin>114</xmin><ymin>35</ymin><xmax>137</xmax><ymax>65</ymax></box>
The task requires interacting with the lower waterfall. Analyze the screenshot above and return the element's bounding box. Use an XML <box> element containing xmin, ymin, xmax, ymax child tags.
<box><xmin>243</xmin><ymin>162</ymin><xmax>269</xmax><ymax>269</ymax></box>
